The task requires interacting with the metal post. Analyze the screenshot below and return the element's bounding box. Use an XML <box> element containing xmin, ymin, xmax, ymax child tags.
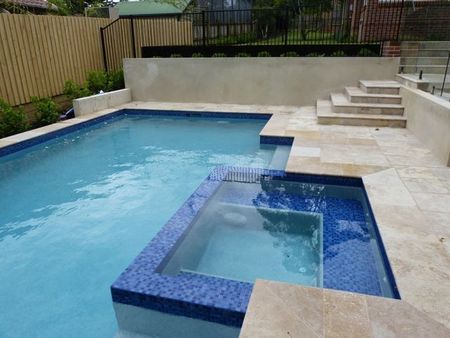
<box><xmin>202</xmin><ymin>11</ymin><xmax>207</xmax><ymax>47</ymax></box>
<box><xmin>396</xmin><ymin>0</ymin><xmax>404</xmax><ymax>41</ymax></box>
<box><xmin>284</xmin><ymin>6</ymin><xmax>289</xmax><ymax>46</ymax></box>
<box><xmin>440</xmin><ymin>51</ymin><xmax>450</xmax><ymax>96</ymax></box>
<box><xmin>130</xmin><ymin>17</ymin><xmax>136</xmax><ymax>58</ymax></box>
<box><xmin>100</xmin><ymin>27</ymin><xmax>108</xmax><ymax>72</ymax></box>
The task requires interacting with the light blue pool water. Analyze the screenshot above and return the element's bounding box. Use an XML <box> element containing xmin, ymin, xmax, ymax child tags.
<box><xmin>0</xmin><ymin>115</ymin><xmax>289</xmax><ymax>338</ymax></box>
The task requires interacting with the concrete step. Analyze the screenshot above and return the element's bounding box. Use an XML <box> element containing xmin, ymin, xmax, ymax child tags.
<box><xmin>400</xmin><ymin>57</ymin><xmax>450</xmax><ymax>66</ymax></box>
<box><xmin>331</xmin><ymin>93</ymin><xmax>404</xmax><ymax>115</ymax></box>
<box><xmin>400</xmin><ymin>49</ymin><xmax>450</xmax><ymax>58</ymax></box>
<box><xmin>344</xmin><ymin>86</ymin><xmax>402</xmax><ymax>104</ymax></box>
<box><xmin>401</xmin><ymin>65</ymin><xmax>448</xmax><ymax>74</ymax></box>
<box><xmin>316</xmin><ymin>100</ymin><xmax>406</xmax><ymax>128</ymax></box>
<box><xmin>401</xmin><ymin>41</ymin><xmax>450</xmax><ymax>49</ymax></box>
<box><xmin>359</xmin><ymin>80</ymin><xmax>401</xmax><ymax>95</ymax></box>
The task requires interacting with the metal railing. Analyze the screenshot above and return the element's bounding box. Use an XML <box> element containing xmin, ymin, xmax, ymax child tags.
<box><xmin>440</xmin><ymin>51</ymin><xmax>450</xmax><ymax>97</ymax></box>
<box><xmin>100</xmin><ymin>0</ymin><xmax>450</xmax><ymax>70</ymax></box>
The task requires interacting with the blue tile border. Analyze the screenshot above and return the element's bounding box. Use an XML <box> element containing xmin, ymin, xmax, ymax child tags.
<box><xmin>0</xmin><ymin>109</ymin><xmax>274</xmax><ymax>158</ymax></box>
<box><xmin>111</xmin><ymin>166</ymin><xmax>400</xmax><ymax>327</ymax></box>
<box><xmin>260</xmin><ymin>135</ymin><xmax>294</xmax><ymax>146</ymax></box>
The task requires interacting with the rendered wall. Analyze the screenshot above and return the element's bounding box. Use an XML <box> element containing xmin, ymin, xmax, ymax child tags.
<box><xmin>73</xmin><ymin>88</ymin><xmax>131</xmax><ymax>117</ymax></box>
<box><xmin>123</xmin><ymin>57</ymin><xmax>400</xmax><ymax>106</ymax></box>
<box><xmin>402</xmin><ymin>87</ymin><xmax>450</xmax><ymax>166</ymax></box>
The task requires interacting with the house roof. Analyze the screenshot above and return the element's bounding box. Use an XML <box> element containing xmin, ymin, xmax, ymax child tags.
<box><xmin>116</xmin><ymin>0</ymin><xmax>190</xmax><ymax>16</ymax></box>
<box><xmin>8</xmin><ymin>0</ymin><xmax>57</xmax><ymax>10</ymax></box>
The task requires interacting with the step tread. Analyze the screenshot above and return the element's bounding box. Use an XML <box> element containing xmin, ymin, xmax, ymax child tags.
<box><xmin>359</xmin><ymin>80</ymin><xmax>401</xmax><ymax>88</ymax></box>
<box><xmin>331</xmin><ymin>93</ymin><xmax>404</xmax><ymax>109</ymax></box>
<box><xmin>400</xmin><ymin>64</ymin><xmax>448</xmax><ymax>68</ymax></box>
<box><xmin>400</xmin><ymin>57</ymin><xmax>450</xmax><ymax>59</ymax></box>
<box><xmin>317</xmin><ymin>100</ymin><xmax>407</xmax><ymax>121</ymax></box>
<box><xmin>345</xmin><ymin>87</ymin><xmax>401</xmax><ymax>98</ymax></box>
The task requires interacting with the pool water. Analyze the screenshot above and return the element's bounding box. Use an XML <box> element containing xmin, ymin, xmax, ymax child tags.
<box><xmin>0</xmin><ymin>115</ymin><xmax>289</xmax><ymax>338</ymax></box>
<box><xmin>161</xmin><ymin>174</ymin><xmax>396</xmax><ymax>298</ymax></box>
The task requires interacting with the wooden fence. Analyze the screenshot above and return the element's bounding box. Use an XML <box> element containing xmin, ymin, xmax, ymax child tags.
<box><xmin>0</xmin><ymin>14</ymin><xmax>110</xmax><ymax>106</ymax></box>
<box><xmin>102</xmin><ymin>17</ymin><xmax>194</xmax><ymax>71</ymax></box>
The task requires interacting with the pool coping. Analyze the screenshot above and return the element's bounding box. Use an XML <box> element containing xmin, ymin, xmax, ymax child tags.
<box><xmin>110</xmin><ymin>166</ymin><xmax>398</xmax><ymax>327</ymax></box>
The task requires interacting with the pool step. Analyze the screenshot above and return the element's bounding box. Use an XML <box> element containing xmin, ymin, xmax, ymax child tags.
<box><xmin>331</xmin><ymin>93</ymin><xmax>404</xmax><ymax>115</ymax></box>
<box><xmin>317</xmin><ymin>100</ymin><xmax>407</xmax><ymax>128</ymax></box>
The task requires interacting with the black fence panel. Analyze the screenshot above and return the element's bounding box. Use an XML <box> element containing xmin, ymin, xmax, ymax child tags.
<box><xmin>141</xmin><ymin>44</ymin><xmax>381</xmax><ymax>57</ymax></box>
<box><xmin>101</xmin><ymin>0</ymin><xmax>450</xmax><ymax>70</ymax></box>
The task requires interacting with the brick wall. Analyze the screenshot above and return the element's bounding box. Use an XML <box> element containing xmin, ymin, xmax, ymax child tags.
<box><xmin>352</xmin><ymin>0</ymin><xmax>450</xmax><ymax>43</ymax></box>
<box><xmin>382</xmin><ymin>41</ymin><xmax>401</xmax><ymax>57</ymax></box>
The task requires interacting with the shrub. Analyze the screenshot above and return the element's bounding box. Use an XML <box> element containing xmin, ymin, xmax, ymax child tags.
<box><xmin>330</xmin><ymin>50</ymin><xmax>346</xmax><ymax>57</ymax></box>
<box><xmin>31</xmin><ymin>97</ymin><xmax>60</xmax><ymax>127</ymax></box>
<box><xmin>191</xmin><ymin>53</ymin><xmax>204</xmax><ymax>57</ymax></box>
<box><xmin>257</xmin><ymin>51</ymin><xmax>271</xmax><ymax>57</ymax></box>
<box><xmin>212</xmin><ymin>53</ymin><xmax>227</xmax><ymax>57</ymax></box>
<box><xmin>170</xmin><ymin>54</ymin><xmax>182</xmax><ymax>58</ymax></box>
<box><xmin>63</xmin><ymin>80</ymin><xmax>92</xmax><ymax>100</ymax></box>
<box><xmin>0</xmin><ymin>99</ymin><xmax>28</xmax><ymax>138</ymax></box>
<box><xmin>305</xmin><ymin>52</ymin><xmax>325</xmax><ymax>57</ymax></box>
<box><xmin>357</xmin><ymin>48</ymin><xmax>378</xmax><ymax>57</ymax></box>
<box><xmin>235</xmin><ymin>52</ymin><xmax>251</xmax><ymax>57</ymax></box>
<box><xmin>86</xmin><ymin>70</ymin><xmax>108</xmax><ymax>94</ymax></box>
<box><xmin>282</xmin><ymin>51</ymin><xmax>299</xmax><ymax>57</ymax></box>
<box><xmin>106</xmin><ymin>69</ymin><xmax>125</xmax><ymax>92</ymax></box>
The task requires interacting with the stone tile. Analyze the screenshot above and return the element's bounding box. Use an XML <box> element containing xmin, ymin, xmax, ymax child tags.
<box><xmin>0</xmin><ymin>139</ymin><xmax>16</xmax><ymax>148</ymax></box>
<box><xmin>388</xmin><ymin>258</ymin><xmax>450</xmax><ymax>329</ymax></box>
<box><xmin>379</xmin><ymin>226</ymin><xmax>450</xmax><ymax>271</ymax></box>
<box><xmin>341</xmin><ymin>164</ymin><xmax>387</xmax><ymax>177</ymax></box>
<box><xmin>386</xmin><ymin>153</ymin><xmax>443</xmax><ymax>167</ymax></box>
<box><xmin>422</xmin><ymin>211</ymin><xmax>450</xmax><ymax>237</ymax></box>
<box><xmin>285</xmin><ymin>157</ymin><xmax>343</xmax><ymax>176</ymax></box>
<box><xmin>290</xmin><ymin>146</ymin><xmax>321</xmax><ymax>158</ymax></box>
<box><xmin>411</xmin><ymin>192</ymin><xmax>450</xmax><ymax>213</ymax></box>
<box><xmin>402</xmin><ymin>177</ymin><xmax>449</xmax><ymax>194</ymax></box>
<box><xmin>323</xmin><ymin>289</ymin><xmax>372</xmax><ymax>338</ymax></box>
<box><xmin>366</xmin><ymin>295</ymin><xmax>450</xmax><ymax>337</ymax></box>
<box><xmin>363</xmin><ymin>169</ymin><xmax>417</xmax><ymax>207</ymax></box>
<box><xmin>240</xmin><ymin>281</ymin><xmax>322</xmax><ymax>338</ymax></box>
<box><xmin>395</xmin><ymin>166</ymin><xmax>437</xmax><ymax>179</ymax></box>
<box><xmin>369</xmin><ymin>204</ymin><xmax>429</xmax><ymax>236</ymax></box>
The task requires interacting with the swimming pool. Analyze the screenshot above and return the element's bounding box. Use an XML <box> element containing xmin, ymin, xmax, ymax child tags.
<box><xmin>0</xmin><ymin>112</ymin><xmax>289</xmax><ymax>338</ymax></box>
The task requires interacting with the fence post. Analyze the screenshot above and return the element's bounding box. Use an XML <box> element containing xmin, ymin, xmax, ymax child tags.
<box><xmin>396</xmin><ymin>0</ymin><xmax>405</xmax><ymax>41</ymax></box>
<box><xmin>440</xmin><ymin>51</ymin><xmax>450</xmax><ymax>96</ymax></box>
<box><xmin>100</xmin><ymin>27</ymin><xmax>108</xmax><ymax>72</ymax></box>
<box><xmin>130</xmin><ymin>17</ymin><xmax>136</xmax><ymax>58</ymax></box>
<box><xmin>284</xmin><ymin>6</ymin><xmax>289</xmax><ymax>46</ymax></box>
<box><xmin>202</xmin><ymin>11</ymin><xmax>207</xmax><ymax>47</ymax></box>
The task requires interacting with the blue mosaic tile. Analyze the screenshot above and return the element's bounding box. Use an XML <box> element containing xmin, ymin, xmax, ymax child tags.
<box><xmin>111</xmin><ymin>166</ymin><xmax>399</xmax><ymax>328</ymax></box>
<box><xmin>260</xmin><ymin>135</ymin><xmax>294</xmax><ymax>145</ymax></box>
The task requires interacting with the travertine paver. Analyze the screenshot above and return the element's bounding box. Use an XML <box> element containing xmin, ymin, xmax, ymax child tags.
<box><xmin>240</xmin><ymin>280</ymin><xmax>450</xmax><ymax>338</ymax></box>
<box><xmin>1</xmin><ymin>100</ymin><xmax>449</xmax><ymax>334</ymax></box>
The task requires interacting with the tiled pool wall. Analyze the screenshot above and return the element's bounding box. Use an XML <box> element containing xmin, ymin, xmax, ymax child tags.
<box><xmin>0</xmin><ymin>109</ymin><xmax>293</xmax><ymax>158</ymax></box>
<box><xmin>111</xmin><ymin>166</ymin><xmax>400</xmax><ymax>334</ymax></box>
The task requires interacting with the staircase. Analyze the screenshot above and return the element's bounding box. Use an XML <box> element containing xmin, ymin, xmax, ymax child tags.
<box><xmin>317</xmin><ymin>80</ymin><xmax>407</xmax><ymax>128</ymax></box>
<box><xmin>400</xmin><ymin>41</ymin><xmax>450</xmax><ymax>75</ymax></box>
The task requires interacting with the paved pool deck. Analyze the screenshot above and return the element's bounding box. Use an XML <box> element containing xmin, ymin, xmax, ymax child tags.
<box><xmin>1</xmin><ymin>100</ymin><xmax>449</xmax><ymax>336</ymax></box>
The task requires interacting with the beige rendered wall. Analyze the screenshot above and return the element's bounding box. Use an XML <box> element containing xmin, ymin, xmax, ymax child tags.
<box><xmin>123</xmin><ymin>57</ymin><xmax>400</xmax><ymax>106</ymax></box>
<box><xmin>402</xmin><ymin>87</ymin><xmax>450</xmax><ymax>166</ymax></box>
<box><xmin>73</xmin><ymin>89</ymin><xmax>131</xmax><ymax>117</ymax></box>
